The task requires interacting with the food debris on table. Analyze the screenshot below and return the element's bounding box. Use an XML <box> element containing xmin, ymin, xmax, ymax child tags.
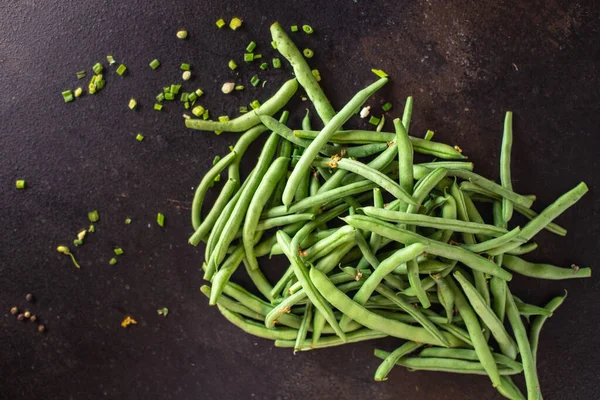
<box><xmin>121</xmin><ymin>316</ymin><xmax>137</xmax><ymax>328</ymax></box>
<box><xmin>157</xmin><ymin>307</ymin><xmax>169</xmax><ymax>317</ymax></box>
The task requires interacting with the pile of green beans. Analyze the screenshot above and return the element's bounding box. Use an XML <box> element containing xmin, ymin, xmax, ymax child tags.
<box><xmin>188</xmin><ymin>22</ymin><xmax>590</xmax><ymax>400</ymax></box>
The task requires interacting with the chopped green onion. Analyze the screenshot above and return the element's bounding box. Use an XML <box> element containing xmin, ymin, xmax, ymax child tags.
<box><xmin>88</xmin><ymin>224</ymin><xmax>95</xmax><ymax>233</ymax></box>
<box><xmin>15</xmin><ymin>180</ymin><xmax>25</xmax><ymax>189</ymax></box>
<box><xmin>154</xmin><ymin>103</ymin><xmax>163</xmax><ymax>111</ymax></box>
<box><xmin>184</xmin><ymin>102</ymin><xmax>190</xmax><ymax>109</ymax></box>
<box><xmin>239</xmin><ymin>106</ymin><xmax>248</xmax><ymax>113</ymax></box>
<box><xmin>376</xmin><ymin>115</ymin><xmax>386</xmax><ymax>132</ymax></box>
<box><xmin>183</xmin><ymin>113</ymin><xmax>191</xmax><ymax>119</ymax></box>
<box><xmin>62</xmin><ymin>90</ymin><xmax>74</xmax><ymax>103</ymax></box>
<box><xmin>214</xmin><ymin>174</ymin><xmax>221</xmax><ymax>182</ymax></box>
<box><xmin>76</xmin><ymin>71</ymin><xmax>86</xmax><ymax>79</ymax></box>
<box><xmin>250</xmin><ymin>99</ymin><xmax>261</xmax><ymax>109</ymax></box>
<box><xmin>229</xmin><ymin>145</ymin><xmax>234</xmax><ymax>152</ymax></box>
<box><xmin>195</xmin><ymin>89</ymin><xmax>204</xmax><ymax>97</ymax></box>
<box><xmin>253</xmin><ymin>54</ymin><xmax>262</xmax><ymax>59</ymax></box>
<box><xmin>291</xmin><ymin>25</ymin><xmax>298</xmax><ymax>32</ymax></box>
<box><xmin>235</xmin><ymin>85</ymin><xmax>244</xmax><ymax>91</ymax></box>
<box><xmin>228</xmin><ymin>60</ymin><xmax>237</xmax><ymax>70</ymax></box>
<box><xmin>116</xmin><ymin>64</ymin><xmax>127</xmax><ymax>76</ymax></box>
<box><xmin>125</xmin><ymin>218</ymin><xmax>132</xmax><ymax>224</ymax></box>
<box><xmin>259</xmin><ymin>62</ymin><xmax>268</xmax><ymax>70</ymax></box>
<box><xmin>202</xmin><ymin>110</ymin><xmax>209</xmax><ymax>120</ymax></box>
<box><xmin>92</xmin><ymin>63</ymin><xmax>103</xmax><ymax>74</ymax></box>
<box><xmin>165</xmin><ymin>92</ymin><xmax>174</xmax><ymax>101</ymax></box>
<box><xmin>77</xmin><ymin>230</ymin><xmax>86</xmax><ymax>241</ymax></box>
<box><xmin>222</xmin><ymin>82</ymin><xmax>235</xmax><ymax>94</ymax></box>
<box><xmin>128</xmin><ymin>98</ymin><xmax>137</xmax><ymax>110</ymax></box>
<box><xmin>303</xmin><ymin>48</ymin><xmax>314</xmax><ymax>58</ymax></box>
<box><xmin>180</xmin><ymin>93</ymin><xmax>189</xmax><ymax>102</ymax></box>
<box><xmin>262</xmin><ymin>80</ymin><xmax>267</xmax><ymax>88</ymax></box>
<box><xmin>250</xmin><ymin>75</ymin><xmax>260</xmax><ymax>87</ymax></box>
<box><xmin>371</xmin><ymin>68</ymin><xmax>388</xmax><ymax>78</ymax></box>
<box><xmin>163</xmin><ymin>86</ymin><xmax>171</xmax><ymax>94</ymax></box>
<box><xmin>74</xmin><ymin>87</ymin><xmax>83</xmax><ymax>97</ymax></box>
<box><xmin>213</xmin><ymin>155</ymin><xmax>221</xmax><ymax>165</ymax></box>
<box><xmin>136</xmin><ymin>133</ymin><xmax>145</xmax><ymax>141</ymax></box>
<box><xmin>311</xmin><ymin>69</ymin><xmax>321</xmax><ymax>81</ymax></box>
<box><xmin>382</xmin><ymin>102</ymin><xmax>393</xmax><ymax>111</ymax></box>
<box><xmin>73</xmin><ymin>239</ymin><xmax>83</xmax><ymax>246</ymax></box>
<box><xmin>109</xmin><ymin>257</ymin><xmax>118</xmax><ymax>265</ymax></box>
<box><xmin>180</xmin><ymin>63</ymin><xmax>191</xmax><ymax>71</ymax></box>
<box><xmin>369</xmin><ymin>116</ymin><xmax>381</xmax><ymax>126</ymax></box>
<box><xmin>272</xmin><ymin>58</ymin><xmax>281</xmax><ymax>69</ymax></box>
<box><xmin>424</xmin><ymin>130</ymin><xmax>435</xmax><ymax>141</ymax></box>
<box><xmin>157</xmin><ymin>212</ymin><xmax>165</xmax><ymax>227</ymax></box>
<box><xmin>302</xmin><ymin>25</ymin><xmax>314</xmax><ymax>34</ymax></box>
<box><xmin>246</xmin><ymin>41</ymin><xmax>257</xmax><ymax>52</ymax></box>
<box><xmin>271</xmin><ymin>41</ymin><xmax>277</xmax><ymax>49</ymax></box>
<box><xmin>157</xmin><ymin>307</ymin><xmax>169</xmax><ymax>316</ymax></box>
<box><xmin>176</xmin><ymin>30</ymin><xmax>188</xmax><ymax>39</ymax></box>
<box><xmin>244</xmin><ymin>53</ymin><xmax>254</xmax><ymax>63</ymax></box>
<box><xmin>171</xmin><ymin>84</ymin><xmax>181</xmax><ymax>94</ymax></box>
<box><xmin>156</xmin><ymin>93</ymin><xmax>165</xmax><ymax>102</ymax></box>
<box><xmin>188</xmin><ymin>92</ymin><xmax>197</xmax><ymax>102</ymax></box>
<box><xmin>149</xmin><ymin>59</ymin><xmax>160</xmax><ymax>69</ymax></box>
<box><xmin>218</xmin><ymin>116</ymin><xmax>230</xmax><ymax>123</ymax></box>
<box><xmin>114</xmin><ymin>248</ymin><xmax>124</xmax><ymax>256</ymax></box>
<box><xmin>182</xmin><ymin>71</ymin><xmax>191</xmax><ymax>81</ymax></box>
<box><xmin>229</xmin><ymin>17</ymin><xmax>242</xmax><ymax>30</ymax></box>
<box><xmin>192</xmin><ymin>105</ymin><xmax>205</xmax><ymax>117</ymax></box>
<box><xmin>88</xmin><ymin>210</ymin><xmax>100</xmax><ymax>222</ymax></box>
<box><xmin>106</xmin><ymin>55</ymin><xmax>116</xmax><ymax>65</ymax></box>
<box><xmin>216</xmin><ymin>18</ymin><xmax>226</xmax><ymax>28</ymax></box>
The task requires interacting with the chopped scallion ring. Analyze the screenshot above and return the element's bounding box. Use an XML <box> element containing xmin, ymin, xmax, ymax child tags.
<box><xmin>302</xmin><ymin>25</ymin><xmax>314</xmax><ymax>34</ymax></box>
<box><xmin>92</xmin><ymin>63</ymin><xmax>103</xmax><ymax>74</ymax></box>
<box><xmin>128</xmin><ymin>98</ymin><xmax>137</xmax><ymax>110</ymax></box>
<box><xmin>136</xmin><ymin>133</ymin><xmax>144</xmax><ymax>141</ymax></box>
<box><xmin>180</xmin><ymin>63</ymin><xmax>191</xmax><ymax>71</ymax></box>
<box><xmin>303</xmin><ymin>48</ymin><xmax>314</xmax><ymax>58</ymax></box>
<box><xmin>228</xmin><ymin>60</ymin><xmax>237</xmax><ymax>70</ymax></box>
<box><xmin>246</xmin><ymin>41</ymin><xmax>256</xmax><ymax>52</ymax></box>
<box><xmin>15</xmin><ymin>180</ymin><xmax>26</xmax><ymax>189</ymax></box>
<box><xmin>229</xmin><ymin>17</ymin><xmax>242</xmax><ymax>30</ymax></box>
<box><xmin>157</xmin><ymin>213</ymin><xmax>165</xmax><ymax>227</ymax></box>
<box><xmin>250</xmin><ymin>75</ymin><xmax>261</xmax><ymax>87</ymax></box>
<box><xmin>116</xmin><ymin>64</ymin><xmax>127</xmax><ymax>76</ymax></box>
<box><xmin>176</xmin><ymin>30</ymin><xmax>188</xmax><ymax>39</ymax></box>
<box><xmin>149</xmin><ymin>59</ymin><xmax>160</xmax><ymax>69</ymax></box>
<box><xmin>216</xmin><ymin>18</ymin><xmax>226</xmax><ymax>29</ymax></box>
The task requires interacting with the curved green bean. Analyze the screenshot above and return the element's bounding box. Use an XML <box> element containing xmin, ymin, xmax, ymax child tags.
<box><xmin>200</xmin><ymin>285</ymin><xmax>264</xmax><ymax>321</ymax></box>
<box><xmin>402</xmin><ymin>96</ymin><xmax>414</xmax><ymax>134</ymax></box>
<box><xmin>394</xmin><ymin>118</ymin><xmax>414</xmax><ymax>208</ymax></box>
<box><xmin>242</xmin><ymin>257</ymin><xmax>274</xmax><ymax>302</ymax></box>
<box><xmin>256</xmin><ymin>214</ymin><xmax>315</xmax><ymax>231</ymax></box>
<box><xmin>460</xmin><ymin>227</ymin><xmax>525</xmax><ymax>253</ymax></box>
<box><xmin>500</xmin><ymin>111</ymin><xmax>514</xmax><ymax>222</ymax></box>
<box><xmin>229</xmin><ymin>124</ymin><xmax>270</xmax><ymax>184</ymax></box>
<box><xmin>217</xmin><ymin>304</ymin><xmax>299</xmax><ymax>340</ymax></box>
<box><xmin>418</xmin><ymin>348</ymin><xmax>523</xmax><ymax>372</ymax></box>
<box><xmin>374</xmin><ymin>342</ymin><xmax>423</xmax><ymax>381</ymax></box>
<box><xmin>294</xmin><ymin>303</ymin><xmax>313</xmax><ymax>353</ymax></box>
<box><xmin>502</xmin><ymin>255</ymin><xmax>591</xmax><ymax>280</ymax></box>
<box><xmin>529</xmin><ymin>291</ymin><xmax>567</xmax><ymax>364</ymax></box>
<box><xmin>276</xmin><ymin>328</ymin><xmax>387</xmax><ymax>351</ymax></box>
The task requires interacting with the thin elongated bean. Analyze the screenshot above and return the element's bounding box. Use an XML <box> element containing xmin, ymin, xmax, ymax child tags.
<box><xmin>418</xmin><ymin>348</ymin><xmax>523</xmax><ymax>372</ymax></box>
<box><xmin>505</xmin><ymin>285</ymin><xmax>541</xmax><ymax>400</ymax></box>
<box><xmin>310</xmin><ymin>267</ymin><xmax>463</xmax><ymax>347</ymax></box>
<box><xmin>500</xmin><ymin>111</ymin><xmax>514</xmax><ymax>222</ymax></box>
<box><xmin>271</xmin><ymin>23</ymin><xmax>335</xmax><ymax>124</ymax></box>
<box><xmin>402</xmin><ymin>96</ymin><xmax>414</xmax><ymax>134</ymax></box>
<box><xmin>406</xmin><ymin>168</ymin><xmax>448</xmax><ymax>214</ymax></box>
<box><xmin>217</xmin><ymin>304</ymin><xmax>299</xmax><ymax>340</ymax></box>
<box><xmin>361</xmin><ymin>207</ymin><xmax>508</xmax><ymax>236</ymax></box>
<box><xmin>407</xmin><ymin>258</ymin><xmax>431</xmax><ymax>308</ymax></box>
<box><xmin>529</xmin><ymin>291</ymin><xmax>567</xmax><ymax>364</ymax></box>
<box><xmin>434</xmin><ymin>275</ymin><xmax>455</xmax><ymax>324</ymax></box>
<box><xmin>302</xmin><ymin>108</ymin><xmax>312</xmax><ymax>130</ymax></box>
<box><xmin>337</xmin><ymin>143</ymin><xmax>390</xmax><ymax>158</ymax></box>
<box><xmin>186</xmin><ymin>78</ymin><xmax>298</xmax><ymax>132</ymax></box>
<box><xmin>454</xmin><ymin>271</ymin><xmax>518</xmax><ymax>359</ymax></box>
<box><xmin>374</xmin><ymin>342</ymin><xmax>423</xmax><ymax>381</ymax></box>
<box><xmin>256</xmin><ymin>214</ymin><xmax>315</xmax><ymax>231</ymax></box>
<box><xmin>295</xmin><ymin>168</ymin><xmax>311</xmax><ymax>202</ymax></box>
<box><xmin>394</xmin><ymin>118</ymin><xmax>414</xmax><ymax>207</ymax></box>
<box><xmin>244</xmin><ymin>157</ymin><xmax>290</xmax><ymax>271</ymax></box>
<box><xmin>229</xmin><ymin>124</ymin><xmax>271</xmax><ymax>184</ymax></box>
<box><xmin>311</xmin><ymin>309</ymin><xmax>326</xmax><ymax>346</ymax></box>
<box><xmin>502</xmin><ymin>255</ymin><xmax>591</xmax><ymax>280</ymax></box>
<box><xmin>401</xmin><ymin>264</ymin><xmax>455</xmax><ymax>297</ymax></box>
<box><xmin>417</xmin><ymin>161</ymin><xmax>474</xmax><ymax>172</ymax></box>
<box><xmin>344</xmin><ymin>215</ymin><xmax>512</xmax><ymax>280</ymax></box>
<box><xmin>460</xmin><ymin>227</ymin><xmax>525</xmax><ymax>253</ymax></box>
<box><xmin>191</xmin><ymin>151</ymin><xmax>237</xmax><ymax>230</ymax></box>
<box><xmin>490</xmin><ymin>276</ymin><xmax>507</xmax><ymax>323</ymax></box>
<box><xmin>200</xmin><ymin>285</ymin><xmax>264</xmax><ymax>321</ymax></box>
<box><xmin>446</xmin><ymin>277</ymin><xmax>501</xmax><ymax>387</ymax></box>
<box><xmin>259</xmin><ymin>115</ymin><xmax>338</xmax><ymax>156</ymax></box>
<box><xmin>282</xmin><ymin>78</ymin><xmax>388</xmax><ymax>207</ymax></box>
<box><xmin>212</xmin><ymin>133</ymin><xmax>279</xmax><ymax>266</ymax></box>
<box><xmin>277</xmin><ymin>231</ymin><xmax>347</xmax><ymax>341</ymax></box>
<box><xmin>294</xmin><ymin>303</ymin><xmax>313</xmax><ymax>353</ymax></box>
<box><xmin>497</xmin><ymin>376</ymin><xmax>527</xmax><ymax>400</ymax></box>
<box><xmin>242</xmin><ymin>257</ymin><xmax>274</xmax><ymax>302</ymax></box>
<box><xmin>189</xmin><ymin>178</ymin><xmax>238</xmax><ymax>245</ymax></box>
<box><xmin>513</xmin><ymin>296</ymin><xmax>553</xmax><ymax>317</ymax></box>
<box><xmin>210</xmin><ymin>242</ymin><xmax>257</xmax><ymax>305</ymax></box>
<box><xmin>506</xmin><ymin>242</ymin><xmax>538</xmax><ymax>256</ymax></box>
<box><xmin>276</xmin><ymin>328</ymin><xmax>387</xmax><ymax>351</ymax></box>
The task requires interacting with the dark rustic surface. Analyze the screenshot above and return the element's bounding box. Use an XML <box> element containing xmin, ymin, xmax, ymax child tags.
<box><xmin>1</xmin><ymin>1</ymin><xmax>599</xmax><ymax>399</ymax></box>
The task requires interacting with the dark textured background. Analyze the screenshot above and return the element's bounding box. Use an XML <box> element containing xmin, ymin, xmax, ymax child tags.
<box><xmin>1</xmin><ymin>1</ymin><xmax>599</xmax><ymax>399</ymax></box>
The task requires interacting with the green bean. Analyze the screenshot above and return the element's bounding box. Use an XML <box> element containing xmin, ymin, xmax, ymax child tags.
<box><xmin>394</xmin><ymin>118</ymin><xmax>414</xmax><ymax>210</ymax></box>
<box><xmin>529</xmin><ymin>291</ymin><xmax>567</xmax><ymax>364</ymax></box>
<box><xmin>439</xmin><ymin>194</ymin><xmax>457</xmax><ymax>243</ymax></box>
<box><xmin>311</xmin><ymin>309</ymin><xmax>326</xmax><ymax>346</ymax></box>
<box><xmin>295</xmin><ymin>167</ymin><xmax>311</xmax><ymax>202</ymax></box>
<box><xmin>277</xmin><ymin>231</ymin><xmax>347</xmax><ymax>341</ymax></box>
<box><xmin>406</xmin><ymin>167</ymin><xmax>449</xmax><ymax>215</ymax></box>
<box><xmin>433</xmin><ymin>275</ymin><xmax>455</xmax><ymax>324</ymax></box>
<box><xmin>303</xmin><ymin>225</ymin><xmax>356</xmax><ymax>261</ymax></box>
<box><xmin>446</xmin><ymin>277</ymin><xmax>501</xmax><ymax>387</ymax></box>
<box><xmin>418</xmin><ymin>348</ymin><xmax>523</xmax><ymax>372</ymax></box>
<box><xmin>416</xmin><ymin>161</ymin><xmax>474</xmax><ymax>172</ymax></box>
<box><xmin>302</xmin><ymin>108</ymin><xmax>312</xmax><ymax>130</ymax></box>
<box><xmin>513</xmin><ymin>296</ymin><xmax>553</xmax><ymax>317</ymax></box>
<box><xmin>242</xmin><ymin>257</ymin><xmax>274</xmax><ymax>302</ymax></box>
<box><xmin>356</xmin><ymin>187</ymin><xmax>384</xmax><ymax>270</ymax></box>
<box><xmin>401</xmin><ymin>264</ymin><xmax>455</xmax><ymax>297</ymax></box>
<box><xmin>361</xmin><ymin>207</ymin><xmax>508</xmax><ymax>236</ymax></box>
<box><xmin>339</xmin><ymin>243</ymin><xmax>427</xmax><ymax>330</ymax></box>
<box><xmin>200</xmin><ymin>285</ymin><xmax>264</xmax><ymax>321</ymax></box>
<box><xmin>186</xmin><ymin>78</ymin><xmax>298</xmax><ymax>132</ymax></box>
<box><xmin>212</xmin><ymin>132</ymin><xmax>279</xmax><ymax>267</ymax></box>
<box><xmin>276</xmin><ymin>328</ymin><xmax>387</xmax><ymax>351</ymax></box>
<box><xmin>256</xmin><ymin>214</ymin><xmax>315</xmax><ymax>231</ymax></box>
<box><xmin>344</xmin><ymin>215</ymin><xmax>512</xmax><ymax>280</ymax></box>
<box><xmin>282</xmin><ymin>78</ymin><xmax>388</xmax><ymax>207</ymax></box>
<box><xmin>189</xmin><ymin>177</ymin><xmax>238</xmax><ymax>245</ymax></box>
<box><xmin>438</xmin><ymin>323</ymin><xmax>474</xmax><ymax>347</ymax></box>
<box><xmin>497</xmin><ymin>376</ymin><xmax>527</xmax><ymax>400</ymax></box>
<box><xmin>294</xmin><ymin>303</ymin><xmax>313</xmax><ymax>353</ymax></box>
<box><xmin>460</xmin><ymin>227</ymin><xmax>525</xmax><ymax>253</ymax></box>
<box><xmin>310</xmin><ymin>267</ymin><xmax>463</xmax><ymax>347</ymax></box>
<box><xmin>354</xmin><ymin>229</ymin><xmax>381</xmax><ymax>269</ymax></box>
<box><xmin>373</xmin><ymin>308</ymin><xmax>464</xmax><ymax>326</ymax></box>
<box><xmin>244</xmin><ymin>157</ymin><xmax>290</xmax><ymax>271</ymax></box>
<box><xmin>271</xmin><ymin>23</ymin><xmax>335</xmax><ymax>124</ymax></box>
<box><xmin>410</xmin><ymin>137</ymin><xmax>466</xmax><ymax>159</ymax></box>
<box><xmin>309</xmin><ymin>172</ymin><xmax>320</xmax><ymax>197</ymax></box>
<box><xmin>210</xmin><ymin>242</ymin><xmax>257</xmax><ymax>305</ymax></box>
<box><xmin>373</xmin><ymin>350</ymin><xmax>520</xmax><ymax>376</ymax></box>
<box><xmin>454</xmin><ymin>271</ymin><xmax>518</xmax><ymax>359</ymax></box>
<box><xmin>374</xmin><ymin>341</ymin><xmax>423</xmax><ymax>381</ymax></box>
<box><xmin>502</xmin><ymin>254</ymin><xmax>591</xmax><ymax>280</ymax></box>
<box><xmin>229</xmin><ymin>124</ymin><xmax>271</xmax><ymax>183</ymax></box>
<box><xmin>506</xmin><ymin>242</ymin><xmax>538</xmax><ymax>256</ymax></box>
<box><xmin>505</xmin><ymin>285</ymin><xmax>541</xmax><ymax>399</ymax></box>
<box><xmin>407</xmin><ymin>258</ymin><xmax>431</xmax><ymax>308</ymax></box>
<box><xmin>191</xmin><ymin>151</ymin><xmax>237</xmax><ymax>230</ymax></box>
<box><xmin>500</xmin><ymin>111</ymin><xmax>514</xmax><ymax>222</ymax></box>
<box><xmin>463</xmin><ymin>192</ymin><xmax>492</xmax><ymax>243</ymax></box>
<box><xmin>217</xmin><ymin>304</ymin><xmax>299</xmax><ymax>340</ymax></box>
<box><xmin>259</xmin><ymin>115</ymin><xmax>338</xmax><ymax>156</ymax></box>
<box><xmin>402</xmin><ymin>96</ymin><xmax>414</xmax><ymax>134</ymax></box>
<box><xmin>446</xmin><ymin>169</ymin><xmax>534</xmax><ymax>208</ymax></box>
<box><xmin>490</xmin><ymin>276</ymin><xmax>507</xmax><ymax>322</ymax></box>
<box><xmin>337</xmin><ymin>143</ymin><xmax>390</xmax><ymax>158</ymax></box>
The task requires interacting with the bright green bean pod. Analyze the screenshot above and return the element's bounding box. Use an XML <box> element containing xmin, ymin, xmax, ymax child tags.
<box><xmin>229</xmin><ymin>124</ymin><xmax>271</xmax><ymax>184</ymax></box>
<box><xmin>186</xmin><ymin>78</ymin><xmax>298</xmax><ymax>132</ymax></box>
<box><xmin>242</xmin><ymin>257</ymin><xmax>274</xmax><ymax>302</ymax></box>
<box><xmin>200</xmin><ymin>285</ymin><xmax>264</xmax><ymax>321</ymax></box>
<box><xmin>210</xmin><ymin>240</ymin><xmax>258</xmax><ymax>305</ymax></box>
<box><xmin>497</xmin><ymin>376</ymin><xmax>527</xmax><ymax>400</ymax></box>
<box><xmin>460</xmin><ymin>227</ymin><xmax>524</xmax><ymax>253</ymax></box>
<box><xmin>394</xmin><ymin>118</ymin><xmax>414</xmax><ymax>208</ymax></box>
<box><xmin>529</xmin><ymin>291</ymin><xmax>567</xmax><ymax>364</ymax></box>
<box><xmin>374</xmin><ymin>341</ymin><xmax>423</xmax><ymax>381</ymax></box>
<box><xmin>407</xmin><ymin>258</ymin><xmax>431</xmax><ymax>308</ymax></box>
<box><xmin>502</xmin><ymin>255</ymin><xmax>591</xmax><ymax>280</ymax></box>
<box><xmin>270</xmin><ymin>23</ymin><xmax>335</xmax><ymax>124</ymax></box>
<box><xmin>418</xmin><ymin>348</ymin><xmax>523</xmax><ymax>372</ymax></box>
<box><xmin>513</xmin><ymin>296</ymin><xmax>553</xmax><ymax>317</ymax></box>
<box><xmin>433</xmin><ymin>275</ymin><xmax>455</xmax><ymax>324</ymax></box>
<box><xmin>191</xmin><ymin>151</ymin><xmax>237</xmax><ymax>230</ymax></box>
<box><xmin>217</xmin><ymin>304</ymin><xmax>299</xmax><ymax>340</ymax></box>
<box><xmin>256</xmin><ymin>214</ymin><xmax>315</xmax><ymax>231</ymax></box>
<box><xmin>276</xmin><ymin>328</ymin><xmax>387</xmax><ymax>351</ymax></box>
<box><xmin>506</xmin><ymin>242</ymin><xmax>538</xmax><ymax>256</ymax></box>
<box><xmin>490</xmin><ymin>276</ymin><xmax>507</xmax><ymax>322</ymax></box>
<box><xmin>294</xmin><ymin>303</ymin><xmax>313</xmax><ymax>353</ymax></box>
<box><xmin>295</xmin><ymin>167</ymin><xmax>311</xmax><ymax>202</ymax></box>
<box><xmin>261</xmin><ymin>116</ymin><xmax>338</xmax><ymax>155</ymax></box>
<box><xmin>505</xmin><ymin>285</ymin><xmax>541</xmax><ymax>400</ymax></box>
<box><xmin>500</xmin><ymin>111</ymin><xmax>514</xmax><ymax>222</ymax></box>
<box><xmin>282</xmin><ymin>77</ymin><xmax>388</xmax><ymax>207</ymax></box>
<box><xmin>406</xmin><ymin>167</ymin><xmax>448</xmax><ymax>214</ymax></box>
<box><xmin>309</xmin><ymin>172</ymin><xmax>320</xmax><ymax>197</ymax></box>
<box><xmin>311</xmin><ymin>309</ymin><xmax>326</xmax><ymax>347</ymax></box>
<box><xmin>440</xmin><ymin>194</ymin><xmax>457</xmax><ymax>243</ymax></box>
<box><xmin>401</xmin><ymin>96</ymin><xmax>414</xmax><ymax>134</ymax></box>
<box><xmin>302</xmin><ymin>108</ymin><xmax>312</xmax><ymax>130</ymax></box>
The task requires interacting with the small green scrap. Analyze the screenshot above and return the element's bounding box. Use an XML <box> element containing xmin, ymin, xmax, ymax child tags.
<box><xmin>88</xmin><ymin>210</ymin><xmax>100</xmax><ymax>222</ymax></box>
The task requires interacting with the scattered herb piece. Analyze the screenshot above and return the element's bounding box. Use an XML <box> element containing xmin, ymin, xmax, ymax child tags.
<box><xmin>253</xmin><ymin>54</ymin><xmax>262</xmax><ymax>59</ymax></box>
<box><xmin>15</xmin><ymin>180</ymin><xmax>26</xmax><ymax>189</ymax></box>
<box><xmin>192</xmin><ymin>106</ymin><xmax>205</xmax><ymax>117</ymax></box>
<box><xmin>250</xmin><ymin>99</ymin><xmax>261</xmax><ymax>109</ymax></box>
<box><xmin>157</xmin><ymin>212</ymin><xmax>165</xmax><ymax>227</ymax></box>
<box><xmin>76</xmin><ymin>71</ymin><xmax>86</xmax><ymax>79</ymax></box>
<box><xmin>136</xmin><ymin>133</ymin><xmax>144</xmax><ymax>141</ymax></box>
<box><xmin>157</xmin><ymin>307</ymin><xmax>169</xmax><ymax>317</ymax></box>
<box><xmin>92</xmin><ymin>63</ymin><xmax>103</xmax><ymax>74</ymax></box>
<box><xmin>382</xmin><ymin>101</ymin><xmax>393</xmax><ymax>111</ymax></box>
<box><xmin>116</xmin><ymin>64</ymin><xmax>127</xmax><ymax>76</ymax></box>
<box><xmin>369</xmin><ymin>116</ymin><xmax>381</xmax><ymax>126</ymax></box>
<box><xmin>250</xmin><ymin>75</ymin><xmax>261</xmax><ymax>87</ymax></box>
<box><xmin>302</xmin><ymin>25</ymin><xmax>314</xmax><ymax>34</ymax></box>
<box><xmin>128</xmin><ymin>98</ymin><xmax>137</xmax><ymax>110</ymax></box>
<box><xmin>57</xmin><ymin>246</ymin><xmax>81</xmax><ymax>269</ymax></box>
<box><xmin>88</xmin><ymin>210</ymin><xmax>99</xmax><ymax>222</ymax></box>
<box><xmin>291</xmin><ymin>25</ymin><xmax>298</xmax><ymax>32</ymax></box>
<box><xmin>74</xmin><ymin>87</ymin><xmax>83</xmax><ymax>97</ymax></box>
<box><xmin>62</xmin><ymin>90</ymin><xmax>74</xmax><ymax>103</ymax></box>
<box><xmin>109</xmin><ymin>257</ymin><xmax>118</xmax><ymax>265</ymax></box>
<box><xmin>246</xmin><ymin>41</ymin><xmax>257</xmax><ymax>52</ymax></box>
<box><xmin>180</xmin><ymin>63</ymin><xmax>191</xmax><ymax>71</ymax></box>
<box><xmin>311</xmin><ymin>69</ymin><xmax>321</xmax><ymax>81</ymax></box>
<box><xmin>154</xmin><ymin>103</ymin><xmax>163</xmax><ymax>111</ymax></box>
<box><xmin>121</xmin><ymin>316</ymin><xmax>136</xmax><ymax>327</ymax></box>
<box><xmin>235</xmin><ymin>85</ymin><xmax>244</xmax><ymax>91</ymax></box>
<box><xmin>176</xmin><ymin>30</ymin><xmax>188</xmax><ymax>39</ymax></box>
<box><xmin>259</xmin><ymin>62</ymin><xmax>268</xmax><ymax>70</ymax></box>
<box><xmin>125</xmin><ymin>218</ymin><xmax>132</xmax><ymax>224</ymax></box>
<box><xmin>114</xmin><ymin>248</ymin><xmax>124</xmax><ymax>256</ymax></box>
<box><xmin>371</xmin><ymin>68</ymin><xmax>388</xmax><ymax>78</ymax></box>
<box><xmin>303</xmin><ymin>48</ymin><xmax>314</xmax><ymax>58</ymax></box>
<box><xmin>229</xmin><ymin>17</ymin><xmax>242</xmax><ymax>30</ymax></box>
<box><xmin>88</xmin><ymin>224</ymin><xmax>95</xmax><ymax>233</ymax></box>
<box><xmin>273</xmin><ymin>58</ymin><xmax>281</xmax><ymax>69</ymax></box>
<box><xmin>424</xmin><ymin>130</ymin><xmax>435</xmax><ymax>141</ymax></box>
<box><xmin>244</xmin><ymin>53</ymin><xmax>254</xmax><ymax>63</ymax></box>
<box><xmin>149</xmin><ymin>59</ymin><xmax>160</xmax><ymax>70</ymax></box>
<box><xmin>216</xmin><ymin>19</ymin><xmax>226</xmax><ymax>29</ymax></box>
<box><xmin>106</xmin><ymin>55</ymin><xmax>116</xmax><ymax>65</ymax></box>
<box><xmin>228</xmin><ymin>60</ymin><xmax>237</xmax><ymax>70</ymax></box>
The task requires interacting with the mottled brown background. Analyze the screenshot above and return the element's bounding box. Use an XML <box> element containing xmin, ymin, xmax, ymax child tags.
<box><xmin>1</xmin><ymin>0</ymin><xmax>598</xmax><ymax>399</ymax></box>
